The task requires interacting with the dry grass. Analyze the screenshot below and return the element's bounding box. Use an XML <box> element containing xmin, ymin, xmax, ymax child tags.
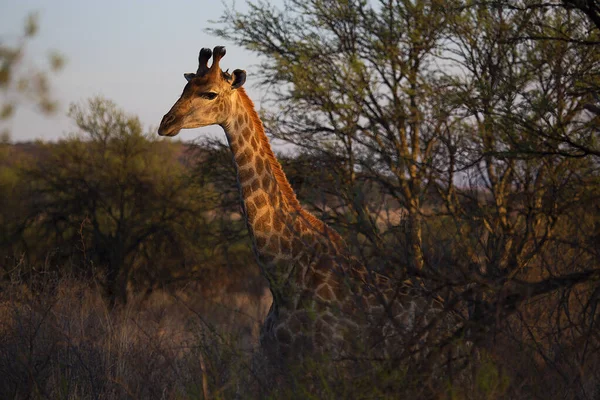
<box><xmin>0</xmin><ymin>272</ymin><xmax>270</xmax><ymax>399</ymax></box>
<box><xmin>1</xmin><ymin>268</ymin><xmax>598</xmax><ymax>399</ymax></box>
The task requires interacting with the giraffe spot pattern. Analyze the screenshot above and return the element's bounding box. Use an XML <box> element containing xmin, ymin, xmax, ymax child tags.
<box><xmin>237</xmin><ymin>150</ymin><xmax>250</xmax><ymax>167</ymax></box>
<box><xmin>257</xmin><ymin>157</ymin><xmax>266</xmax><ymax>175</ymax></box>
<box><xmin>255</xmin><ymin>235</ymin><xmax>267</xmax><ymax>249</ymax></box>
<box><xmin>316</xmin><ymin>284</ymin><xmax>336</xmax><ymax>301</ymax></box>
<box><xmin>251</xmin><ymin>178</ymin><xmax>260</xmax><ymax>192</ymax></box>
<box><xmin>239</xmin><ymin>168</ymin><xmax>254</xmax><ymax>184</ymax></box>
<box><xmin>307</xmin><ymin>270</ymin><xmax>328</xmax><ymax>287</ymax></box>
<box><xmin>236</xmin><ymin>132</ymin><xmax>245</xmax><ymax>145</ymax></box>
<box><xmin>255</xmin><ymin>211</ymin><xmax>272</xmax><ymax>231</ymax></box>
<box><xmin>242</xmin><ymin>127</ymin><xmax>252</xmax><ymax>140</ymax></box>
<box><xmin>253</xmin><ymin>193</ymin><xmax>267</xmax><ymax>209</ymax></box>
<box><xmin>268</xmin><ymin>236</ymin><xmax>279</xmax><ymax>253</ymax></box>
<box><xmin>262</xmin><ymin>174</ymin><xmax>271</xmax><ymax>191</ymax></box>
<box><xmin>280</xmin><ymin>237</ymin><xmax>291</xmax><ymax>254</ymax></box>
<box><xmin>272</xmin><ymin>213</ymin><xmax>284</xmax><ymax>232</ymax></box>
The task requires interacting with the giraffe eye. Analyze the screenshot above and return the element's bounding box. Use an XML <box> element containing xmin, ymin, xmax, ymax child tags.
<box><xmin>199</xmin><ymin>92</ymin><xmax>218</xmax><ymax>100</ymax></box>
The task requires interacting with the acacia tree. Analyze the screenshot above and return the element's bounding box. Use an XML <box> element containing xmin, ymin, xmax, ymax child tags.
<box><xmin>19</xmin><ymin>98</ymin><xmax>211</xmax><ymax>305</ymax></box>
<box><xmin>439</xmin><ymin>4</ymin><xmax>600</xmax><ymax>393</ymax></box>
<box><xmin>212</xmin><ymin>0</ymin><xmax>458</xmax><ymax>272</ymax></box>
<box><xmin>213</xmin><ymin>0</ymin><xmax>600</xmax><ymax>395</ymax></box>
<box><xmin>0</xmin><ymin>13</ymin><xmax>64</xmax><ymax>249</ymax></box>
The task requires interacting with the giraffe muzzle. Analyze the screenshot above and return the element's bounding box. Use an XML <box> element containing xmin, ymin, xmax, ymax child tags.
<box><xmin>158</xmin><ymin>113</ymin><xmax>181</xmax><ymax>137</ymax></box>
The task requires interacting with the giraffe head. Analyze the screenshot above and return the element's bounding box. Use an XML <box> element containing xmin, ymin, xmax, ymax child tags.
<box><xmin>158</xmin><ymin>46</ymin><xmax>246</xmax><ymax>137</ymax></box>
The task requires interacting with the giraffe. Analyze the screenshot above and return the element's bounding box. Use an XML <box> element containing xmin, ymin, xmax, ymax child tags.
<box><xmin>158</xmin><ymin>46</ymin><xmax>445</xmax><ymax>361</ymax></box>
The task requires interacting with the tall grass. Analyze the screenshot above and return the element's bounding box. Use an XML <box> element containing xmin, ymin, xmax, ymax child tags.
<box><xmin>0</xmin><ymin>266</ymin><xmax>270</xmax><ymax>399</ymax></box>
<box><xmin>1</xmin><ymin>263</ymin><xmax>598</xmax><ymax>399</ymax></box>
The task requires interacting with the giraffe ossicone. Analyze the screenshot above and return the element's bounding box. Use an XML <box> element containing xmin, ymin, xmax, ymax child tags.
<box><xmin>158</xmin><ymin>46</ymin><xmax>447</xmax><ymax>361</ymax></box>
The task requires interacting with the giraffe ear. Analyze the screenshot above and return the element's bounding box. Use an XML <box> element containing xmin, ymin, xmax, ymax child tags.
<box><xmin>184</xmin><ymin>73</ymin><xmax>196</xmax><ymax>82</ymax></box>
<box><xmin>231</xmin><ymin>69</ymin><xmax>246</xmax><ymax>89</ymax></box>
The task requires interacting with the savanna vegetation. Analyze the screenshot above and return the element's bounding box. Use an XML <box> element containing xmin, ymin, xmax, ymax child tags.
<box><xmin>1</xmin><ymin>1</ymin><xmax>599</xmax><ymax>398</ymax></box>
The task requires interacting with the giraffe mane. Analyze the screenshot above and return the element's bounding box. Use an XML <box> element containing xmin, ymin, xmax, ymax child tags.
<box><xmin>236</xmin><ymin>87</ymin><xmax>338</xmax><ymax>238</ymax></box>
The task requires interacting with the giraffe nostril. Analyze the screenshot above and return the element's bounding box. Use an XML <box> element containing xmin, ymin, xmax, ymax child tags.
<box><xmin>158</xmin><ymin>113</ymin><xmax>181</xmax><ymax>136</ymax></box>
<box><xmin>163</xmin><ymin>114</ymin><xmax>176</xmax><ymax>126</ymax></box>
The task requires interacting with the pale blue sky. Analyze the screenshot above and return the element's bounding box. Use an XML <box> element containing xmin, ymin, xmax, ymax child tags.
<box><xmin>0</xmin><ymin>0</ymin><xmax>277</xmax><ymax>142</ymax></box>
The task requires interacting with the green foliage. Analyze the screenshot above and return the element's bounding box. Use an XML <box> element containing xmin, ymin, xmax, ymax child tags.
<box><xmin>210</xmin><ymin>0</ymin><xmax>600</xmax><ymax>396</ymax></box>
<box><xmin>1</xmin><ymin>98</ymin><xmax>228</xmax><ymax>304</ymax></box>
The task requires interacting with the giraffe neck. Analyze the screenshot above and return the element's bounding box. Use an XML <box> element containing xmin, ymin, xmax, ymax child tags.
<box><xmin>221</xmin><ymin>88</ymin><xmax>340</xmax><ymax>294</ymax></box>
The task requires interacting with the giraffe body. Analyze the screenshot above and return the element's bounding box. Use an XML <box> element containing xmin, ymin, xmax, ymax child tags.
<box><xmin>158</xmin><ymin>46</ymin><xmax>442</xmax><ymax>360</ymax></box>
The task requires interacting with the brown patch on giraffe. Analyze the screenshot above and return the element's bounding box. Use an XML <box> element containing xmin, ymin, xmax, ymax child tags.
<box><xmin>237</xmin><ymin>147</ymin><xmax>254</xmax><ymax>167</ymax></box>
<box><xmin>242</xmin><ymin>127</ymin><xmax>252</xmax><ymax>140</ymax></box>
<box><xmin>282</xmin><ymin>227</ymin><xmax>292</xmax><ymax>240</ymax></box>
<box><xmin>316</xmin><ymin>284</ymin><xmax>336</xmax><ymax>301</ymax></box>
<box><xmin>255</xmin><ymin>211</ymin><xmax>272</xmax><ymax>231</ymax></box>
<box><xmin>272</xmin><ymin>213</ymin><xmax>284</xmax><ymax>232</ymax></box>
<box><xmin>262</xmin><ymin>174</ymin><xmax>271</xmax><ymax>191</ymax></box>
<box><xmin>251</xmin><ymin>178</ymin><xmax>260</xmax><ymax>193</ymax></box>
<box><xmin>280</xmin><ymin>237</ymin><xmax>291</xmax><ymax>254</ymax></box>
<box><xmin>253</xmin><ymin>192</ymin><xmax>267</xmax><ymax>209</ymax></box>
<box><xmin>302</xmin><ymin>232</ymin><xmax>314</xmax><ymax>242</ymax></box>
<box><xmin>237</xmin><ymin>113</ymin><xmax>244</xmax><ymax>127</ymax></box>
<box><xmin>235</xmin><ymin>132</ymin><xmax>245</xmax><ymax>147</ymax></box>
<box><xmin>242</xmin><ymin>183</ymin><xmax>254</xmax><ymax>197</ymax></box>
<box><xmin>255</xmin><ymin>157</ymin><xmax>264</xmax><ymax>174</ymax></box>
<box><xmin>255</xmin><ymin>235</ymin><xmax>267</xmax><ymax>250</ymax></box>
<box><xmin>330</xmin><ymin>281</ymin><xmax>348</xmax><ymax>303</ymax></box>
<box><xmin>293</xmin><ymin>220</ymin><xmax>304</xmax><ymax>234</ymax></box>
<box><xmin>307</xmin><ymin>270</ymin><xmax>328</xmax><ymax>287</ymax></box>
<box><xmin>251</xmin><ymin>136</ymin><xmax>258</xmax><ymax>150</ymax></box>
<box><xmin>239</xmin><ymin>168</ymin><xmax>255</xmax><ymax>184</ymax></box>
<box><xmin>267</xmin><ymin>235</ymin><xmax>279</xmax><ymax>253</ymax></box>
